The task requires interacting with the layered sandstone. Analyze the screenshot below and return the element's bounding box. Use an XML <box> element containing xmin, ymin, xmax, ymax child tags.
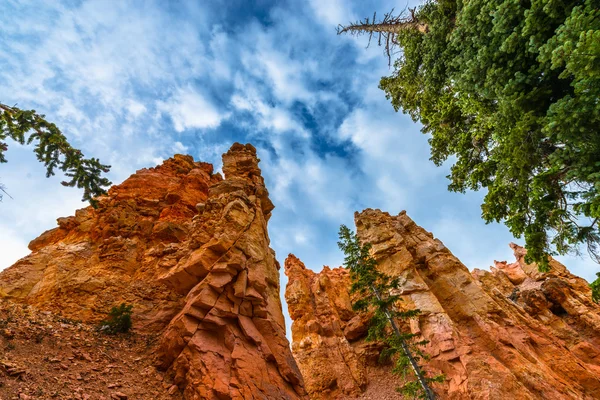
<box><xmin>286</xmin><ymin>209</ymin><xmax>600</xmax><ymax>399</ymax></box>
<box><xmin>0</xmin><ymin>153</ymin><xmax>216</xmax><ymax>330</ymax></box>
<box><xmin>0</xmin><ymin>143</ymin><xmax>307</xmax><ymax>399</ymax></box>
<box><xmin>284</xmin><ymin>256</ymin><xmax>372</xmax><ymax>398</ymax></box>
<box><xmin>155</xmin><ymin>143</ymin><xmax>306</xmax><ymax>399</ymax></box>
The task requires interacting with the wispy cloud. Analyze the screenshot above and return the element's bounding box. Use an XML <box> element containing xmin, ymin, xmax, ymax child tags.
<box><xmin>308</xmin><ymin>0</ymin><xmax>356</xmax><ymax>28</ymax></box>
<box><xmin>159</xmin><ymin>87</ymin><xmax>229</xmax><ymax>132</ymax></box>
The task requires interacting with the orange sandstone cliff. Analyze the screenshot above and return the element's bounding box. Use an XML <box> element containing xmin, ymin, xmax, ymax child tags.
<box><xmin>0</xmin><ymin>143</ymin><xmax>307</xmax><ymax>399</ymax></box>
<box><xmin>285</xmin><ymin>209</ymin><xmax>600</xmax><ymax>399</ymax></box>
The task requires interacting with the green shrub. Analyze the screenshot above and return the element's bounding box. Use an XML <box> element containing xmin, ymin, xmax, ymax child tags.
<box><xmin>99</xmin><ymin>303</ymin><xmax>133</xmax><ymax>334</ymax></box>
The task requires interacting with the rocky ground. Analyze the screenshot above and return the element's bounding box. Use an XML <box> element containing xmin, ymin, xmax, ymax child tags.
<box><xmin>0</xmin><ymin>299</ymin><xmax>181</xmax><ymax>400</ymax></box>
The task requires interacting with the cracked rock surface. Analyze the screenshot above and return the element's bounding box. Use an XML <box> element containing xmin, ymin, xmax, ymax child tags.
<box><xmin>286</xmin><ymin>209</ymin><xmax>600</xmax><ymax>399</ymax></box>
<box><xmin>156</xmin><ymin>143</ymin><xmax>306</xmax><ymax>399</ymax></box>
<box><xmin>0</xmin><ymin>143</ymin><xmax>307</xmax><ymax>400</ymax></box>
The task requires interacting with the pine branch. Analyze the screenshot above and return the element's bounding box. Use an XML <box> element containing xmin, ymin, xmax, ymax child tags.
<box><xmin>0</xmin><ymin>182</ymin><xmax>13</xmax><ymax>201</ymax></box>
<box><xmin>0</xmin><ymin>103</ymin><xmax>111</xmax><ymax>205</ymax></box>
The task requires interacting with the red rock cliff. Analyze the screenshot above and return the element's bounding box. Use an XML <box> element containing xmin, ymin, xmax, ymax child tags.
<box><xmin>0</xmin><ymin>153</ymin><xmax>216</xmax><ymax>330</ymax></box>
<box><xmin>286</xmin><ymin>209</ymin><xmax>600</xmax><ymax>399</ymax></box>
<box><xmin>0</xmin><ymin>143</ymin><xmax>307</xmax><ymax>399</ymax></box>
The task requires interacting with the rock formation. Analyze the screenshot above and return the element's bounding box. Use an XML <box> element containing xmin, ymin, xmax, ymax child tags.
<box><xmin>284</xmin><ymin>256</ymin><xmax>371</xmax><ymax>398</ymax></box>
<box><xmin>0</xmin><ymin>153</ymin><xmax>216</xmax><ymax>331</ymax></box>
<box><xmin>286</xmin><ymin>209</ymin><xmax>600</xmax><ymax>399</ymax></box>
<box><xmin>4</xmin><ymin>143</ymin><xmax>600</xmax><ymax>399</ymax></box>
<box><xmin>155</xmin><ymin>144</ymin><xmax>306</xmax><ymax>399</ymax></box>
<box><xmin>0</xmin><ymin>143</ymin><xmax>307</xmax><ymax>400</ymax></box>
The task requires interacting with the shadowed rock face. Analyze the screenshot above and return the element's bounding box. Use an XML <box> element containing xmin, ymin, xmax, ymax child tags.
<box><xmin>286</xmin><ymin>209</ymin><xmax>600</xmax><ymax>400</ymax></box>
<box><xmin>284</xmin><ymin>255</ymin><xmax>371</xmax><ymax>399</ymax></box>
<box><xmin>0</xmin><ymin>143</ymin><xmax>307</xmax><ymax>400</ymax></box>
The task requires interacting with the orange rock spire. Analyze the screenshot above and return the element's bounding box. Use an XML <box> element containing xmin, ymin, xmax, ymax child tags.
<box><xmin>286</xmin><ymin>209</ymin><xmax>600</xmax><ymax>399</ymax></box>
<box><xmin>0</xmin><ymin>143</ymin><xmax>307</xmax><ymax>399</ymax></box>
<box><xmin>156</xmin><ymin>143</ymin><xmax>306</xmax><ymax>399</ymax></box>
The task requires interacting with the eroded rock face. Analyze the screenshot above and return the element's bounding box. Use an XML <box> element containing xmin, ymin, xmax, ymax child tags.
<box><xmin>285</xmin><ymin>255</ymin><xmax>370</xmax><ymax>399</ymax></box>
<box><xmin>0</xmin><ymin>153</ymin><xmax>216</xmax><ymax>330</ymax></box>
<box><xmin>0</xmin><ymin>143</ymin><xmax>307</xmax><ymax>400</ymax></box>
<box><xmin>156</xmin><ymin>143</ymin><xmax>306</xmax><ymax>399</ymax></box>
<box><xmin>286</xmin><ymin>209</ymin><xmax>600</xmax><ymax>399</ymax></box>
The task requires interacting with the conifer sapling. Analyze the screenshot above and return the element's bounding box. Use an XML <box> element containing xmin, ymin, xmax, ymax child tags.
<box><xmin>338</xmin><ymin>224</ymin><xmax>443</xmax><ymax>399</ymax></box>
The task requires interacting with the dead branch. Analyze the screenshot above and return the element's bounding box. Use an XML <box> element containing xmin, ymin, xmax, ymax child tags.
<box><xmin>337</xmin><ymin>8</ymin><xmax>428</xmax><ymax>66</ymax></box>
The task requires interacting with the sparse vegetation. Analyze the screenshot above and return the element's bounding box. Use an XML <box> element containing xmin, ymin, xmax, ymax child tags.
<box><xmin>591</xmin><ymin>273</ymin><xmax>600</xmax><ymax>303</ymax></box>
<box><xmin>34</xmin><ymin>331</ymin><xmax>46</xmax><ymax>344</ymax></box>
<box><xmin>57</xmin><ymin>317</ymin><xmax>81</xmax><ymax>325</ymax></box>
<box><xmin>338</xmin><ymin>225</ymin><xmax>443</xmax><ymax>399</ymax></box>
<box><xmin>98</xmin><ymin>303</ymin><xmax>133</xmax><ymax>335</ymax></box>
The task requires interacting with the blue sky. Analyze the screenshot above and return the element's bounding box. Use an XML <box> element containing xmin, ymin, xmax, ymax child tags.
<box><xmin>1</xmin><ymin>0</ymin><xmax>597</xmax><ymax>313</ymax></box>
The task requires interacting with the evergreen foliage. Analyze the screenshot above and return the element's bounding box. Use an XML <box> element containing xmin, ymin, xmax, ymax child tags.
<box><xmin>591</xmin><ymin>273</ymin><xmax>600</xmax><ymax>303</ymax></box>
<box><xmin>99</xmin><ymin>303</ymin><xmax>133</xmax><ymax>335</ymax></box>
<box><xmin>338</xmin><ymin>225</ymin><xmax>443</xmax><ymax>399</ymax></box>
<box><xmin>0</xmin><ymin>103</ymin><xmax>111</xmax><ymax>205</ymax></box>
<box><xmin>339</xmin><ymin>0</ymin><xmax>600</xmax><ymax>298</ymax></box>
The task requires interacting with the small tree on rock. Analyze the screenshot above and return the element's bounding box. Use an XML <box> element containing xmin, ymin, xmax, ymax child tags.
<box><xmin>99</xmin><ymin>303</ymin><xmax>133</xmax><ymax>335</ymax></box>
<box><xmin>338</xmin><ymin>225</ymin><xmax>443</xmax><ymax>399</ymax></box>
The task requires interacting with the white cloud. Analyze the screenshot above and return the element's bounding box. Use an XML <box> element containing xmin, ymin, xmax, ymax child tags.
<box><xmin>231</xmin><ymin>89</ymin><xmax>309</xmax><ymax>139</ymax></box>
<box><xmin>0</xmin><ymin>145</ymin><xmax>84</xmax><ymax>269</ymax></box>
<box><xmin>246</xmin><ymin>48</ymin><xmax>312</xmax><ymax>106</ymax></box>
<box><xmin>235</xmin><ymin>19</ymin><xmax>339</xmax><ymax>110</ymax></box>
<box><xmin>172</xmin><ymin>141</ymin><xmax>189</xmax><ymax>154</ymax></box>
<box><xmin>308</xmin><ymin>0</ymin><xmax>355</xmax><ymax>28</ymax></box>
<box><xmin>0</xmin><ymin>226</ymin><xmax>30</xmax><ymax>268</ymax></box>
<box><xmin>208</xmin><ymin>27</ymin><xmax>233</xmax><ymax>81</ymax></box>
<box><xmin>56</xmin><ymin>98</ymin><xmax>86</xmax><ymax>124</ymax></box>
<box><xmin>429</xmin><ymin>213</ymin><xmax>598</xmax><ymax>283</ymax></box>
<box><xmin>264</xmin><ymin>149</ymin><xmax>355</xmax><ymax>222</ymax></box>
<box><xmin>429</xmin><ymin>214</ymin><xmax>517</xmax><ymax>271</ymax></box>
<box><xmin>555</xmin><ymin>254</ymin><xmax>597</xmax><ymax>283</ymax></box>
<box><xmin>336</xmin><ymin>88</ymin><xmax>443</xmax><ymax>214</ymax></box>
<box><xmin>127</xmin><ymin>100</ymin><xmax>147</xmax><ymax>119</ymax></box>
<box><xmin>294</xmin><ymin>231</ymin><xmax>308</xmax><ymax>245</ymax></box>
<box><xmin>159</xmin><ymin>87</ymin><xmax>228</xmax><ymax>132</ymax></box>
<box><xmin>0</xmin><ymin>1</ymin><xmax>214</xmax><ymax>168</ymax></box>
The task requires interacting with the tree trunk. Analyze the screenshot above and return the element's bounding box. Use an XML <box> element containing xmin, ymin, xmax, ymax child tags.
<box><xmin>372</xmin><ymin>286</ymin><xmax>437</xmax><ymax>400</ymax></box>
<box><xmin>338</xmin><ymin>20</ymin><xmax>428</xmax><ymax>35</ymax></box>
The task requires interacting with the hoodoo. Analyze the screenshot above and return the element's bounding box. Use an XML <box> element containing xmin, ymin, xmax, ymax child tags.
<box><xmin>0</xmin><ymin>143</ymin><xmax>307</xmax><ymax>399</ymax></box>
<box><xmin>286</xmin><ymin>209</ymin><xmax>600</xmax><ymax>399</ymax></box>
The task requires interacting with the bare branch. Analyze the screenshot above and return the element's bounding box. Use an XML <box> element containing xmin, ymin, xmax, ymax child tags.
<box><xmin>0</xmin><ymin>183</ymin><xmax>13</xmax><ymax>201</ymax></box>
<box><xmin>337</xmin><ymin>8</ymin><xmax>428</xmax><ymax>65</ymax></box>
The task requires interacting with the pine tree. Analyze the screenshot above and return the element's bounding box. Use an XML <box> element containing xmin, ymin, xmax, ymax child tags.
<box><xmin>338</xmin><ymin>0</ymin><xmax>600</xmax><ymax>299</ymax></box>
<box><xmin>0</xmin><ymin>103</ymin><xmax>111</xmax><ymax>205</ymax></box>
<box><xmin>98</xmin><ymin>303</ymin><xmax>133</xmax><ymax>335</ymax></box>
<box><xmin>338</xmin><ymin>225</ymin><xmax>443</xmax><ymax>399</ymax></box>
